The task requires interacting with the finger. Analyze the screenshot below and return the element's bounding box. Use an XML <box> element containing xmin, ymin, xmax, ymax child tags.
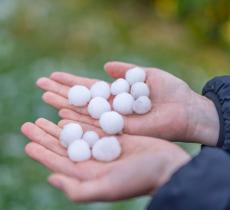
<box><xmin>58</xmin><ymin>119</ymin><xmax>130</xmax><ymax>151</ymax></box>
<box><xmin>25</xmin><ymin>143</ymin><xmax>79</xmax><ymax>177</ymax></box>
<box><xmin>58</xmin><ymin>119</ymin><xmax>106</xmax><ymax>137</ymax></box>
<box><xmin>50</xmin><ymin>72</ymin><xmax>98</xmax><ymax>87</ymax></box>
<box><xmin>104</xmin><ymin>61</ymin><xmax>136</xmax><ymax>79</ymax></box>
<box><xmin>59</xmin><ymin>108</ymin><xmax>130</xmax><ymax>137</ymax></box>
<box><xmin>36</xmin><ymin>77</ymin><xmax>69</xmax><ymax>98</ymax></box>
<box><xmin>26</xmin><ymin>143</ymin><xmax>110</xmax><ymax>181</ymax></box>
<box><xmin>35</xmin><ymin>118</ymin><xmax>61</xmax><ymax>138</ymax></box>
<box><xmin>42</xmin><ymin>92</ymin><xmax>89</xmax><ymax>115</ymax></box>
<box><xmin>58</xmin><ymin>109</ymin><xmax>100</xmax><ymax>128</ymax></box>
<box><xmin>48</xmin><ymin>173</ymin><xmax>111</xmax><ymax>202</ymax></box>
<box><xmin>21</xmin><ymin>122</ymin><xmax>67</xmax><ymax>156</ymax></box>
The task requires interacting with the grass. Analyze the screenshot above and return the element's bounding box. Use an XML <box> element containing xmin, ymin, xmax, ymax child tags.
<box><xmin>0</xmin><ymin>1</ymin><xmax>229</xmax><ymax>210</ymax></box>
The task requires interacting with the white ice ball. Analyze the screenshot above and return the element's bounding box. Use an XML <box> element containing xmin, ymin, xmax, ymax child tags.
<box><xmin>68</xmin><ymin>140</ymin><xmax>91</xmax><ymax>162</ymax></box>
<box><xmin>99</xmin><ymin>111</ymin><xmax>124</xmax><ymax>135</ymax></box>
<box><xmin>68</xmin><ymin>85</ymin><xmax>91</xmax><ymax>107</ymax></box>
<box><xmin>131</xmin><ymin>82</ymin><xmax>150</xmax><ymax>99</ymax></box>
<box><xmin>125</xmin><ymin>67</ymin><xmax>146</xmax><ymax>85</ymax></box>
<box><xmin>90</xmin><ymin>81</ymin><xmax>111</xmax><ymax>99</ymax></box>
<box><xmin>60</xmin><ymin>123</ymin><xmax>83</xmax><ymax>148</ymax></box>
<box><xmin>113</xmin><ymin>93</ymin><xmax>134</xmax><ymax>115</ymax></box>
<box><xmin>111</xmin><ymin>78</ymin><xmax>130</xmax><ymax>95</ymax></box>
<box><xmin>88</xmin><ymin>97</ymin><xmax>111</xmax><ymax>119</ymax></box>
<box><xmin>133</xmin><ymin>96</ymin><xmax>152</xmax><ymax>114</ymax></box>
<box><xmin>83</xmin><ymin>131</ymin><xmax>100</xmax><ymax>148</ymax></box>
<box><xmin>92</xmin><ymin>137</ymin><xmax>121</xmax><ymax>162</ymax></box>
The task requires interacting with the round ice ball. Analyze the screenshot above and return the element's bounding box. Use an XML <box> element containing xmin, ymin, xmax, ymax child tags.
<box><xmin>60</xmin><ymin>123</ymin><xmax>83</xmax><ymax>148</ymax></box>
<box><xmin>113</xmin><ymin>93</ymin><xmax>134</xmax><ymax>115</ymax></box>
<box><xmin>125</xmin><ymin>67</ymin><xmax>146</xmax><ymax>85</ymax></box>
<box><xmin>68</xmin><ymin>140</ymin><xmax>91</xmax><ymax>162</ymax></box>
<box><xmin>88</xmin><ymin>97</ymin><xmax>111</xmax><ymax>119</ymax></box>
<box><xmin>133</xmin><ymin>96</ymin><xmax>152</xmax><ymax>114</ymax></box>
<box><xmin>92</xmin><ymin>137</ymin><xmax>121</xmax><ymax>162</ymax></box>
<box><xmin>90</xmin><ymin>81</ymin><xmax>110</xmax><ymax>99</ymax></box>
<box><xmin>68</xmin><ymin>85</ymin><xmax>91</xmax><ymax>107</ymax></box>
<box><xmin>83</xmin><ymin>131</ymin><xmax>100</xmax><ymax>148</ymax></box>
<box><xmin>131</xmin><ymin>82</ymin><xmax>150</xmax><ymax>99</ymax></box>
<box><xmin>99</xmin><ymin>111</ymin><xmax>124</xmax><ymax>135</ymax></box>
<box><xmin>111</xmin><ymin>78</ymin><xmax>130</xmax><ymax>95</ymax></box>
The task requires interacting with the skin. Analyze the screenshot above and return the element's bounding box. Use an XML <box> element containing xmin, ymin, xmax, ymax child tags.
<box><xmin>21</xmin><ymin>118</ymin><xmax>190</xmax><ymax>202</ymax></box>
<box><xmin>21</xmin><ymin>61</ymin><xmax>220</xmax><ymax>202</ymax></box>
<box><xmin>36</xmin><ymin>61</ymin><xmax>220</xmax><ymax>146</ymax></box>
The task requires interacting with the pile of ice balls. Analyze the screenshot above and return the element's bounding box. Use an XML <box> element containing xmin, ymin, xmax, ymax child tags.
<box><xmin>60</xmin><ymin>67</ymin><xmax>152</xmax><ymax>162</ymax></box>
<box><xmin>60</xmin><ymin>123</ymin><xmax>121</xmax><ymax>162</ymax></box>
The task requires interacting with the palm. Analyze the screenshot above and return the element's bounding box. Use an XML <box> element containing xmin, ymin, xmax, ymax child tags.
<box><xmin>128</xmin><ymin>67</ymin><xmax>194</xmax><ymax>139</ymax></box>
<box><xmin>36</xmin><ymin>61</ymin><xmax>193</xmax><ymax>141</ymax></box>
<box><xmin>21</xmin><ymin>118</ymin><xmax>189</xmax><ymax>202</ymax></box>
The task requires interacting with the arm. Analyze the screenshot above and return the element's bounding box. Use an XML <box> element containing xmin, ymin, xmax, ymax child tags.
<box><xmin>147</xmin><ymin>147</ymin><xmax>230</xmax><ymax>210</ymax></box>
<box><xmin>148</xmin><ymin>76</ymin><xmax>230</xmax><ymax>210</ymax></box>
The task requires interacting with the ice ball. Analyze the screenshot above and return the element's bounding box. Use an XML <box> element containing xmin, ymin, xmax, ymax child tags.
<box><xmin>92</xmin><ymin>137</ymin><xmax>121</xmax><ymax>162</ymax></box>
<box><xmin>133</xmin><ymin>96</ymin><xmax>152</xmax><ymax>114</ymax></box>
<box><xmin>90</xmin><ymin>81</ymin><xmax>110</xmax><ymax>99</ymax></box>
<box><xmin>111</xmin><ymin>78</ymin><xmax>130</xmax><ymax>95</ymax></box>
<box><xmin>60</xmin><ymin>123</ymin><xmax>83</xmax><ymax>148</ymax></box>
<box><xmin>88</xmin><ymin>97</ymin><xmax>111</xmax><ymax>119</ymax></box>
<box><xmin>99</xmin><ymin>111</ymin><xmax>124</xmax><ymax>135</ymax></box>
<box><xmin>68</xmin><ymin>140</ymin><xmax>91</xmax><ymax>162</ymax></box>
<box><xmin>113</xmin><ymin>93</ymin><xmax>134</xmax><ymax>115</ymax></box>
<box><xmin>125</xmin><ymin>67</ymin><xmax>146</xmax><ymax>85</ymax></box>
<box><xmin>131</xmin><ymin>82</ymin><xmax>150</xmax><ymax>99</ymax></box>
<box><xmin>68</xmin><ymin>85</ymin><xmax>91</xmax><ymax>107</ymax></box>
<box><xmin>83</xmin><ymin>131</ymin><xmax>100</xmax><ymax>148</ymax></box>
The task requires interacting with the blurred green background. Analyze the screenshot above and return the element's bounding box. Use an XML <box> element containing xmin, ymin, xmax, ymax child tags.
<box><xmin>0</xmin><ymin>0</ymin><xmax>229</xmax><ymax>209</ymax></box>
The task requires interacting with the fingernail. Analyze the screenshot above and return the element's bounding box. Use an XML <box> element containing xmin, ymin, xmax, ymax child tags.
<box><xmin>49</xmin><ymin>176</ymin><xmax>63</xmax><ymax>190</ymax></box>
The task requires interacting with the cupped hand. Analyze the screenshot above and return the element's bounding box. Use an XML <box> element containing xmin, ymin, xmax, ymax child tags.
<box><xmin>36</xmin><ymin>61</ymin><xmax>219</xmax><ymax>145</ymax></box>
<box><xmin>21</xmin><ymin>118</ymin><xmax>190</xmax><ymax>202</ymax></box>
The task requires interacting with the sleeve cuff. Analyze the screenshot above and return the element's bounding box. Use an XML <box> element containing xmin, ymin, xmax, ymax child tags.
<box><xmin>147</xmin><ymin>147</ymin><xmax>230</xmax><ymax>210</ymax></box>
<box><xmin>202</xmin><ymin>76</ymin><xmax>230</xmax><ymax>151</ymax></box>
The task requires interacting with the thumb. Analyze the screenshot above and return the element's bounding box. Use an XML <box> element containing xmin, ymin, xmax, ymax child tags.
<box><xmin>104</xmin><ymin>61</ymin><xmax>136</xmax><ymax>79</ymax></box>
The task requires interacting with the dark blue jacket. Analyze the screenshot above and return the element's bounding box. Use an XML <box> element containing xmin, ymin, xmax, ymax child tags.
<box><xmin>147</xmin><ymin>76</ymin><xmax>230</xmax><ymax>210</ymax></box>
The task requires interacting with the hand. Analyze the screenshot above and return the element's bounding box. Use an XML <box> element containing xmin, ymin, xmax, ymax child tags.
<box><xmin>36</xmin><ymin>61</ymin><xmax>219</xmax><ymax>145</ymax></box>
<box><xmin>21</xmin><ymin>118</ymin><xmax>190</xmax><ymax>202</ymax></box>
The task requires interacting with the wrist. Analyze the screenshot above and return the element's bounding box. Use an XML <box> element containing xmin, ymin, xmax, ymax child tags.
<box><xmin>187</xmin><ymin>91</ymin><xmax>220</xmax><ymax>146</ymax></box>
<box><xmin>154</xmin><ymin>143</ymin><xmax>191</xmax><ymax>190</ymax></box>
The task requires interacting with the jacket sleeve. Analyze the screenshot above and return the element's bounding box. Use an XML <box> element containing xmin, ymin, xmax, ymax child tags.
<box><xmin>202</xmin><ymin>76</ymin><xmax>230</xmax><ymax>151</ymax></box>
<box><xmin>147</xmin><ymin>147</ymin><xmax>230</xmax><ymax>210</ymax></box>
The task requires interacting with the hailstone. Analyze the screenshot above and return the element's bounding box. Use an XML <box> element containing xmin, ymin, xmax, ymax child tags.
<box><xmin>83</xmin><ymin>131</ymin><xmax>100</xmax><ymax>148</ymax></box>
<box><xmin>88</xmin><ymin>97</ymin><xmax>111</xmax><ymax>119</ymax></box>
<box><xmin>92</xmin><ymin>137</ymin><xmax>121</xmax><ymax>162</ymax></box>
<box><xmin>133</xmin><ymin>96</ymin><xmax>152</xmax><ymax>114</ymax></box>
<box><xmin>68</xmin><ymin>85</ymin><xmax>91</xmax><ymax>107</ymax></box>
<box><xmin>68</xmin><ymin>140</ymin><xmax>91</xmax><ymax>162</ymax></box>
<box><xmin>99</xmin><ymin>111</ymin><xmax>124</xmax><ymax>135</ymax></box>
<box><xmin>90</xmin><ymin>81</ymin><xmax>110</xmax><ymax>99</ymax></box>
<box><xmin>131</xmin><ymin>82</ymin><xmax>150</xmax><ymax>99</ymax></box>
<box><xmin>111</xmin><ymin>78</ymin><xmax>130</xmax><ymax>95</ymax></box>
<box><xmin>113</xmin><ymin>93</ymin><xmax>134</xmax><ymax>115</ymax></box>
<box><xmin>125</xmin><ymin>67</ymin><xmax>146</xmax><ymax>85</ymax></box>
<box><xmin>60</xmin><ymin>123</ymin><xmax>83</xmax><ymax>148</ymax></box>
